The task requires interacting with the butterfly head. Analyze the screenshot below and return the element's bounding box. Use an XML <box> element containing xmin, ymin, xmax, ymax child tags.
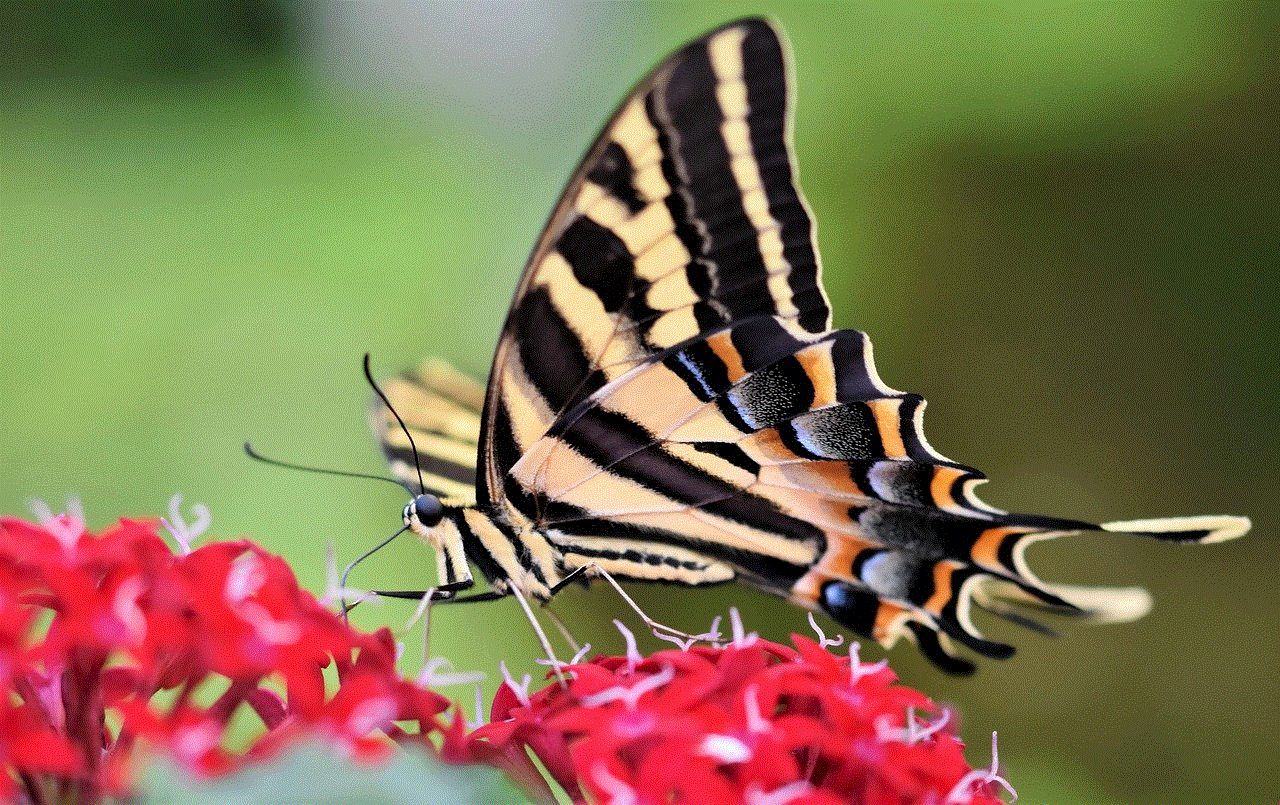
<box><xmin>403</xmin><ymin>493</ymin><xmax>445</xmax><ymax>533</ymax></box>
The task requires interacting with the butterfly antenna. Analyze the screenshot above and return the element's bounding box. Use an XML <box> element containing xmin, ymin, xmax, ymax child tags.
<box><xmin>363</xmin><ymin>353</ymin><xmax>429</xmax><ymax>495</ymax></box>
<box><xmin>339</xmin><ymin>523</ymin><xmax>410</xmax><ymax>616</ymax></box>
<box><xmin>243</xmin><ymin>442</ymin><xmax>405</xmax><ymax>489</ymax></box>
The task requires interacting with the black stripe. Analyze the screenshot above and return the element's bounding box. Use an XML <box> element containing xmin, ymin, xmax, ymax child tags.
<box><xmin>650</xmin><ymin>92</ymin><xmax>722</xmax><ymax>335</ymax></box>
<box><xmin>586</xmin><ymin>140</ymin><xmax>646</xmax><ymax>214</ymax></box>
<box><xmin>382</xmin><ymin>444</ymin><xmax>476</xmax><ymax>491</ymax></box>
<box><xmin>510</xmin><ymin>285</ymin><xmax>603</xmax><ymax>415</ymax></box>
<box><xmin>664</xmin><ymin>338</ymin><xmax>732</xmax><ymax>401</ymax></box>
<box><xmin>653</xmin><ymin>37</ymin><xmax>781</xmax><ymax>330</ymax></box>
<box><xmin>482</xmin><ymin>506</ymin><xmax>551</xmax><ymax>590</ymax></box>
<box><xmin>486</xmin><ymin>399</ymin><xmax>529</xmax><ymax>510</ymax></box>
<box><xmin>559</xmin><ymin>405</ymin><xmax>823</xmax><ymax>544</ymax></box>
<box><xmin>1002</xmin><ymin>512</ymin><xmax>1097</xmax><ymax>532</ymax></box>
<box><xmin>829</xmin><ymin>331</ymin><xmax>884</xmax><ymax>403</ymax></box>
<box><xmin>863</xmin><ymin>504</ymin><xmax>985</xmax><ymax>560</ymax></box>
<box><xmin>711</xmin><ymin>274</ymin><xmax>776</xmax><ymax>323</ymax></box>
<box><xmin>926</xmin><ymin>566</ymin><xmax>1016</xmax><ymax>659</ymax></box>
<box><xmin>688</xmin><ymin>440</ymin><xmax>761</xmax><ymax>475</ymax></box>
<box><xmin>555</xmin><ymin>542</ymin><xmax>711</xmax><ymax>574</ymax></box>
<box><xmin>551</xmin><ymin>513</ymin><xmax>809</xmax><ymax>593</ymax></box>
<box><xmin>728</xmin><ymin>316</ymin><xmax>804</xmax><ymax>371</ymax></box>
<box><xmin>903</xmin><ymin>555</ymin><xmax>934</xmax><ymax>604</ymax></box>
<box><xmin>904</xmin><ymin>621</ymin><xmax>976</xmax><ymax>676</ymax></box>
<box><xmin>448</xmin><ymin>507</ymin><xmax>507</xmax><ymax>587</ymax></box>
<box><xmin>740</xmin><ymin>22</ymin><xmax>826</xmax><ymax>333</ymax></box>
<box><xmin>557</xmin><ymin>216</ymin><xmax>635</xmax><ymax>313</ymax></box>
<box><xmin>877</xmin><ymin>461</ymin><xmax>937</xmax><ymax>508</ymax></box>
<box><xmin>895</xmin><ymin>395</ymin><xmax>939</xmax><ymax>465</ymax></box>
<box><xmin>1140</xmin><ymin>529</ymin><xmax>1218</xmax><ymax>543</ymax></box>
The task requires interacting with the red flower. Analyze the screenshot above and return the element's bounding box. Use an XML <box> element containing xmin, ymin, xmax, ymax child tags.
<box><xmin>0</xmin><ymin>506</ymin><xmax>453</xmax><ymax>803</ymax></box>
<box><xmin>2</xmin><ymin>503</ymin><xmax>1015</xmax><ymax>805</ymax></box>
<box><xmin>470</xmin><ymin>616</ymin><xmax>1014</xmax><ymax>805</ymax></box>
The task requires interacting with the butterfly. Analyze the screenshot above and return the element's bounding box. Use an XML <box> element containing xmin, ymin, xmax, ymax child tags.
<box><xmin>371</xmin><ymin>18</ymin><xmax>1249</xmax><ymax>674</ymax></box>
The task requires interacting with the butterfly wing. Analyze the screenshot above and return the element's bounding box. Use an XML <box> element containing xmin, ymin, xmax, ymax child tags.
<box><xmin>478</xmin><ymin>19</ymin><xmax>827</xmax><ymax>509</ymax></box>
<box><xmin>373</xmin><ymin>357</ymin><xmax>484</xmax><ymax>501</ymax></box>
<box><xmin>509</xmin><ymin>323</ymin><xmax>1247</xmax><ymax>672</ymax></box>
<box><xmin>378</xmin><ymin>18</ymin><xmax>1248</xmax><ymax>672</ymax></box>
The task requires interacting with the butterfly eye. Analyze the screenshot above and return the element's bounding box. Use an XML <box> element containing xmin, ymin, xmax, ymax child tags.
<box><xmin>404</xmin><ymin>494</ymin><xmax>445</xmax><ymax>529</ymax></box>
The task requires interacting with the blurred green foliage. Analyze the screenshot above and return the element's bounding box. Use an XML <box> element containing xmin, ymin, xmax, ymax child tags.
<box><xmin>3</xmin><ymin>3</ymin><xmax>1276</xmax><ymax>804</ymax></box>
<box><xmin>140</xmin><ymin>741</ymin><xmax>522</xmax><ymax>804</ymax></box>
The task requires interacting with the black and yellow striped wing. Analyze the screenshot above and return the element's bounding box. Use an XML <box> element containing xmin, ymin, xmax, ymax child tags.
<box><xmin>375</xmin><ymin>18</ymin><xmax>1249</xmax><ymax>673</ymax></box>
<box><xmin>374</xmin><ymin>357</ymin><xmax>484</xmax><ymax>501</ymax></box>
<box><xmin>479</xmin><ymin>20</ymin><xmax>826</xmax><ymax>510</ymax></box>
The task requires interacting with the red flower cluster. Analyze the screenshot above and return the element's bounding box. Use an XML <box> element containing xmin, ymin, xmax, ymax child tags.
<box><xmin>1</xmin><ymin>507</ymin><xmax>1014</xmax><ymax>805</ymax></box>
<box><xmin>0</xmin><ymin>511</ymin><xmax>452</xmax><ymax>803</ymax></box>
<box><xmin>470</xmin><ymin>619</ymin><xmax>1013</xmax><ymax>805</ymax></box>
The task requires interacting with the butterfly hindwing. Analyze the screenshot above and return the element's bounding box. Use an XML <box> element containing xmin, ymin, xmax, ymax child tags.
<box><xmin>373</xmin><ymin>357</ymin><xmax>483</xmax><ymax>501</ymax></box>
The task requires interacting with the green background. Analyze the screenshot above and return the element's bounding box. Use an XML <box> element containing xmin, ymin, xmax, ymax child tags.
<box><xmin>3</xmin><ymin>3</ymin><xmax>1276</xmax><ymax>803</ymax></box>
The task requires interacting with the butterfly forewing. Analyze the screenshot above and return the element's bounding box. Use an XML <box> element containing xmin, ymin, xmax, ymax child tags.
<box><xmin>479</xmin><ymin>20</ymin><xmax>828</xmax><ymax>509</ymax></box>
<box><xmin>375</xmin><ymin>18</ymin><xmax>1249</xmax><ymax>674</ymax></box>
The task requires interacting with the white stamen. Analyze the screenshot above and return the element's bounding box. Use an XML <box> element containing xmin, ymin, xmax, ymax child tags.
<box><xmin>31</xmin><ymin>496</ymin><xmax>84</xmax><ymax>523</ymax></box>
<box><xmin>417</xmin><ymin>656</ymin><xmax>486</xmax><ymax>689</ymax></box>
<box><xmin>469</xmin><ymin>683</ymin><xmax>486</xmax><ymax>729</ymax></box>
<box><xmin>743</xmin><ymin>685</ymin><xmax>770</xmax><ymax>734</ymax></box>
<box><xmin>31</xmin><ymin>499</ymin><xmax>85</xmax><ymax>550</ymax></box>
<box><xmin>499</xmin><ymin>661</ymin><xmax>532</xmax><ymax>708</ymax></box>
<box><xmin>849</xmin><ymin>642</ymin><xmax>889</xmax><ymax>685</ymax></box>
<box><xmin>875</xmin><ymin>706</ymin><xmax>952</xmax><ymax>745</ymax></box>
<box><xmin>345</xmin><ymin>695</ymin><xmax>397</xmax><ymax>733</ymax></box>
<box><xmin>727</xmin><ymin>607</ymin><xmax>758</xmax><ymax>647</ymax></box>
<box><xmin>703</xmin><ymin>614</ymin><xmax>724</xmax><ymax>644</ymax></box>
<box><xmin>161</xmin><ymin>494</ymin><xmax>210</xmax><ymax>553</ymax></box>
<box><xmin>404</xmin><ymin>588</ymin><xmax>435</xmax><ymax>630</ymax></box>
<box><xmin>613</xmin><ymin>619</ymin><xmax>643</xmax><ymax>671</ymax></box>
<box><xmin>806</xmin><ymin>611</ymin><xmax>845</xmax><ymax>650</ymax></box>
<box><xmin>321</xmin><ymin>543</ymin><xmax>375</xmax><ymax>608</ymax></box>
<box><xmin>944</xmin><ymin>732</ymin><xmax>1017</xmax><ymax>804</ymax></box>
<box><xmin>172</xmin><ymin>719</ymin><xmax>220</xmax><ymax>761</ymax></box>
<box><xmin>29</xmin><ymin>498</ymin><xmax>53</xmax><ymax>523</ymax></box>
<box><xmin>653</xmin><ymin>629</ymin><xmax>698</xmax><ymax>651</ymax></box>
<box><xmin>112</xmin><ymin>575</ymin><xmax>148</xmax><ymax>644</ymax></box>
<box><xmin>238</xmin><ymin>601</ymin><xmax>302</xmax><ymax>645</ymax></box>
<box><xmin>580</xmin><ymin>663</ymin><xmax>675</xmax><ymax>710</ymax></box>
<box><xmin>224</xmin><ymin>553</ymin><xmax>266</xmax><ymax>602</ymax></box>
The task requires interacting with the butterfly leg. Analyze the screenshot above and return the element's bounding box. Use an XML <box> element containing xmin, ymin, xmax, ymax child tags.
<box><xmin>547</xmin><ymin>539</ymin><xmax>736</xmax><ymax>644</ymax></box>
<box><xmin>509</xmin><ymin>585</ymin><xmax>569</xmax><ymax>685</ymax></box>
<box><xmin>539</xmin><ymin>602</ymin><xmax>583</xmax><ymax>656</ymax></box>
<box><xmin>385</xmin><ymin>582</ymin><xmax>570</xmax><ymax>685</ymax></box>
<box><xmin>579</xmin><ymin>563</ymin><xmax>724</xmax><ymax>646</ymax></box>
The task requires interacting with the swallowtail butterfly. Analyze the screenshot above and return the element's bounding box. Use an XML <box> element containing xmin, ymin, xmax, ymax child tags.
<box><xmin>372</xmin><ymin>18</ymin><xmax>1248</xmax><ymax>674</ymax></box>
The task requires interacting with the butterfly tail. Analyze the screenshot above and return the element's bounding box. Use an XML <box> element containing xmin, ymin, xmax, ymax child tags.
<box><xmin>809</xmin><ymin>512</ymin><xmax>1249</xmax><ymax>674</ymax></box>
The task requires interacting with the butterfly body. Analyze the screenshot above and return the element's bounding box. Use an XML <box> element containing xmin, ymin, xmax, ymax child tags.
<box><xmin>376</xmin><ymin>19</ymin><xmax>1248</xmax><ymax>674</ymax></box>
